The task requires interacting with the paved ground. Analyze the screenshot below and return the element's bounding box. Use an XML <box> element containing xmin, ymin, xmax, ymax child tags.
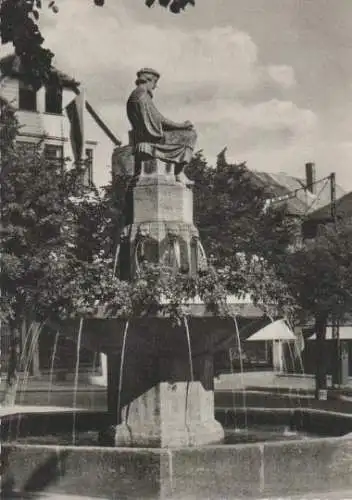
<box><xmin>0</xmin><ymin>377</ymin><xmax>107</xmax><ymax>410</ymax></box>
<box><xmin>214</xmin><ymin>371</ymin><xmax>352</xmax><ymax>391</ymax></box>
<box><xmin>3</xmin><ymin>370</ymin><xmax>352</xmax><ymax>392</ymax></box>
<box><xmin>1</xmin><ymin>371</ymin><xmax>352</xmax><ymax>412</ymax></box>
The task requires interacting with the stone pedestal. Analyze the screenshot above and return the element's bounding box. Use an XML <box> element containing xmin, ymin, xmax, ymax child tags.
<box><xmin>134</xmin><ymin>174</ymin><xmax>193</xmax><ymax>225</ymax></box>
<box><xmin>114</xmin><ymin>382</ymin><xmax>224</xmax><ymax>447</ymax></box>
<box><xmin>119</xmin><ymin>158</ymin><xmax>207</xmax><ymax>277</ymax></box>
<box><xmin>107</xmin><ymin>147</ymin><xmax>225</xmax><ymax>447</ymax></box>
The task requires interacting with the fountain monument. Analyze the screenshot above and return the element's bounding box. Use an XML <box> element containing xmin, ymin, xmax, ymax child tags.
<box><xmin>106</xmin><ymin>67</ymin><xmax>226</xmax><ymax>447</ymax></box>
<box><xmin>3</xmin><ymin>69</ymin><xmax>352</xmax><ymax>500</ymax></box>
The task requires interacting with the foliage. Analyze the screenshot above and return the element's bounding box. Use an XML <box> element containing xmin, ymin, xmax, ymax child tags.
<box><xmin>145</xmin><ymin>0</ymin><xmax>195</xmax><ymax>14</ymax></box>
<box><xmin>218</xmin><ymin>259</ymin><xmax>297</xmax><ymax>322</ymax></box>
<box><xmin>0</xmin><ymin>99</ymin><xmax>17</xmax><ymax>146</ymax></box>
<box><xmin>185</xmin><ymin>150</ymin><xmax>300</xmax><ymax>320</ymax></box>
<box><xmin>186</xmin><ymin>151</ymin><xmax>299</xmax><ymax>270</ymax></box>
<box><xmin>189</xmin><ymin>150</ymin><xmax>352</xmax><ymax>328</ymax></box>
<box><xmin>29</xmin><ymin>258</ymin><xmax>228</xmax><ymax>326</ymax></box>
<box><xmin>0</xmin><ymin>0</ymin><xmax>55</xmax><ymax>89</ymax></box>
<box><xmin>0</xmin><ymin>103</ymin><xmax>107</xmax><ymax>328</ymax></box>
<box><xmin>0</xmin><ymin>0</ymin><xmax>195</xmax><ymax>89</ymax></box>
<box><xmin>129</xmin><ymin>262</ymin><xmax>228</xmax><ymax>323</ymax></box>
<box><xmin>277</xmin><ymin>220</ymin><xmax>352</xmax><ymax>323</ymax></box>
<box><xmin>33</xmin><ymin>253</ymin><xmax>132</xmax><ymax>320</ymax></box>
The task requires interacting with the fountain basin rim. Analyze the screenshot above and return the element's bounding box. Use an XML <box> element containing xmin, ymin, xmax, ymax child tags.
<box><xmin>4</xmin><ymin>435</ymin><xmax>352</xmax><ymax>499</ymax></box>
<box><xmin>52</xmin><ymin>299</ymin><xmax>263</xmax><ymax>320</ymax></box>
<box><xmin>54</xmin><ymin>311</ymin><xmax>243</xmax><ymax>320</ymax></box>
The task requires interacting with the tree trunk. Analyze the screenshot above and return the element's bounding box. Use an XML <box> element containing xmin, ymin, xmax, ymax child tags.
<box><xmin>0</xmin><ymin>329</ymin><xmax>21</xmax><ymax>407</ymax></box>
<box><xmin>315</xmin><ymin>314</ymin><xmax>328</xmax><ymax>400</ymax></box>
<box><xmin>331</xmin><ymin>318</ymin><xmax>340</xmax><ymax>387</ymax></box>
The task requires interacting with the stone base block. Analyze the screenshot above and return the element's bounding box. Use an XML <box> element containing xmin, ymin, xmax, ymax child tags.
<box><xmin>114</xmin><ymin>381</ymin><xmax>224</xmax><ymax>448</ymax></box>
<box><xmin>133</xmin><ymin>172</ymin><xmax>193</xmax><ymax>224</ymax></box>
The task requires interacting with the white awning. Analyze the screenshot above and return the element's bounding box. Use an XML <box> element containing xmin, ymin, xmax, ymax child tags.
<box><xmin>308</xmin><ymin>326</ymin><xmax>352</xmax><ymax>340</ymax></box>
<box><xmin>245</xmin><ymin>319</ymin><xmax>296</xmax><ymax>342</ymax></box>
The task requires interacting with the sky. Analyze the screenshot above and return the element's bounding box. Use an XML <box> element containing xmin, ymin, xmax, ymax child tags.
<box><xmin>3</xmin><ymin>0</ymin><xmax>352</xmax><ymax>189</ymax></box>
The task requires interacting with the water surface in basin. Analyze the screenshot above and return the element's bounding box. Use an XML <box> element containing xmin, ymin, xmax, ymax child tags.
<box><xmin>7</xmin><ymin>425</ymin><xmax>319</xmax><ymax>447</ymax></box>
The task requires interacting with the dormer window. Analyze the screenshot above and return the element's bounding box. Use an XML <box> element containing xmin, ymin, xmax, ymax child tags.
<box><xmin>19</xmin><ymin>81</ymin><xmax>37</xmax><ymax>111</ymax></box>
<box><xmin>45</xmin><ymin>85</ymin><xmax>62</xmax><ymax>114</ymax></box>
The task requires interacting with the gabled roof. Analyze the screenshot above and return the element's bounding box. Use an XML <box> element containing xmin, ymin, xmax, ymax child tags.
<box><xmin>0</xmin><ymin>54</ymin><xmax>79</xmax><ymax>89</ymax></box>
<box><xmin>250</xmin><ymin>170</ymin><xmax>345</xmax><ymax>217</ymax></box>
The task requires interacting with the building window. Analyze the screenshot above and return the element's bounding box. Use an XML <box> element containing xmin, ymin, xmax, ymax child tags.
<box><xmin>45</xmin><ymin>85</ymin><xmax>62</xmax><ymax>114</ymax></box>
<box><xmin>82</xmin><ymin>148</ymin><xmax>93</xmax><ymax>186</ymax></box>
<box><xmin>19</xmin><ymin>82</ymin><xmax>37</xmax><ymax>111</ymax></box>
<box><xmin>44</xmin><ymin>144</ymin><xmax>64</xmax><ymax>169</ymax></box>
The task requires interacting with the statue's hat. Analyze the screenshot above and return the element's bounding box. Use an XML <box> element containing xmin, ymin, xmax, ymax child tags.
<box><xmin>137</xmin><ymin>67</ymin><xmax>160</xmax><ymax>79</ymax></box>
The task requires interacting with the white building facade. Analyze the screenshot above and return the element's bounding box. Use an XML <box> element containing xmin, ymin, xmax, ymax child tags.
<box><xmin>0</xmin><ymin>54</ymin><xmax>120</xmax><ymax>189</ymax></box>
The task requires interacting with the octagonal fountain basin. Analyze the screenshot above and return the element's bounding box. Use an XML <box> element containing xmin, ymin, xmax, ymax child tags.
<box><xmin>2</xmin><ymin>407</ymin><xmax>352</xmax><ymax>499</ymax></box>
<box><xmin>48</xmin><ymin>313</ymin><xmax>272</xmax><ymax>447</ymax></box>
<box><xmin>51</xmin><ymin>311</ymin><xmax>263</xmax><ymax>357</ymax></box>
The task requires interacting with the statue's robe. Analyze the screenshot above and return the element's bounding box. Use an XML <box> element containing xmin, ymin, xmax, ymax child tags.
<box><xmin>127</xmin><ymin>86</ymin><xmax>196</xmax><ymax>166</ymax></box>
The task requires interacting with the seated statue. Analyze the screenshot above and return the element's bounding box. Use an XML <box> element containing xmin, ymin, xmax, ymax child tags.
<box><xmin>127</xmin><ymin>68</ymin><xmax>197</xmax><ymax>182</ymax></box>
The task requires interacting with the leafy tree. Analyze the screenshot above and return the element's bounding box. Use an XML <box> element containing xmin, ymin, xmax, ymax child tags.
<box><xmin>187</xmin><ymin>151</ymin><xmax>298</xmax><ymax>268</ymax></box>
<box><xmin>0</xmin><ymin>103</ymin><xmax>121</xmax><ymax>403</ymax></box>
<box><xmin>0</xmin><ymin>0</ymin><xmax>195</xmax><ymax>89</ymax></box>
<box><xmin>185</xmin><ymin>150</ymin><xmax>299</xmax><ymax>319</ymax></box>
